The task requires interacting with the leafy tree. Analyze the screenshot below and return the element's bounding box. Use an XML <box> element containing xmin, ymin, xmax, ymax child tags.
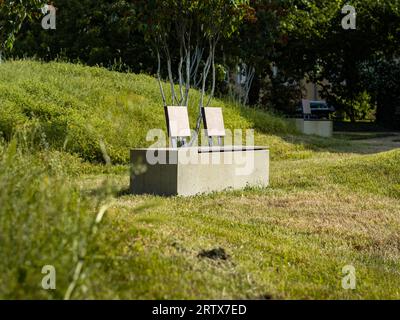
<box><xmin>13</xmin><ymin>0</ymin><xmax>154</xmax><ymax>73</ymax></box>
<box><xmin>361</xmin><ymin>57</ymin><xmax>400</xmax><ymax>128</ymax></box>
<box><xmin>135</xmin><ymin>0</ymin><xmax>253</xmax><ymax>143</ymax></box>
<box><xmin>280</xmin><ymin>0</ymin><xmax>400</xmax><ymax>122</ymax></box>
<box><xmin>221</xmin><ymin>0</ymin><xmax>284</xmax><ymax>105</ymax></box>
<box><xmin>0</xmin><ymin>0</ymin><xmax>44</xmax><ymax>62</ymax></box>
<box><xmin>8</xmin><ymin>0</ymin><xmax>399</xmax><ymax>128</ymax></box>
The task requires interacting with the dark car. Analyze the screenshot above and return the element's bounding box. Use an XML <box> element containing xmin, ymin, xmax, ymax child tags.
<box><xmin>296</xmin><ymin>100</ymin><xmax>335</xmax><ymax>119</ymax></box>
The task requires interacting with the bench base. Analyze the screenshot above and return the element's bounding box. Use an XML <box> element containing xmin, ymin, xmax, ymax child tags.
<box><xmin>130</xmin><ymin>147</ymin><xmax>269</xmax><ymax>196</ymax></box>
<box><xmin>291</xmin><ymin>119</ymin><xmax>333</xmax><ymax>138</ymax></box>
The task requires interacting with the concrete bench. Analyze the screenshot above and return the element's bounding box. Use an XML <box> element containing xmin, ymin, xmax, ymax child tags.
<box><xmin>293</xmin><ymin>118</ymin><xmax>333</xmax><ymax>138</ymax></box>
<box><xmin>130</xmin><ymin>146</ymin><xmax>269</xmax><ymax>196</ymax></box>
<box><xmin>302</xmin><ymin>99</ymin><xmax>312</xmax><ymax>119</ymax></box>
<box><xmin>130</xmin><ymin>106</ymin><xmax>269</xmax><ymax>196</ymax></box>
<box><xmin>291</xmin><ymin>99</ymin><xmax>333</xmax><ymax>137</ymax></box>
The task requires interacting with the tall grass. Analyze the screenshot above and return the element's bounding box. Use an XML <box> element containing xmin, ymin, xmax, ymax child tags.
<box><xmin>0</xmin><ymin>138</ymin><xmax>110</xmax><ymax>299</ymax></box>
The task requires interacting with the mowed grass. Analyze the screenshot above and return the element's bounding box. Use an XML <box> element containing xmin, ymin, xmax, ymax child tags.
<box><xmin>74</xmin><ymin>149</ymin><xmax>400</xmax><ymax>300</ymax></box>
<box><xmin>1</xmin><ymin>61</ymin><xmax>400</xmax><ymax>299</ymax></box>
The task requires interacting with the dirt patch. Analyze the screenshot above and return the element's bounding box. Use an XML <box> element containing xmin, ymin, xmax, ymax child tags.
<box><xmin>198</xmin><ymin>247</ymin><xmax>230</xmax><ymax>260</ymax></box>
<box><xmin>254</xmin><ymin>293</ymin><xmax>273</xmax><ymax>300</ymax></box>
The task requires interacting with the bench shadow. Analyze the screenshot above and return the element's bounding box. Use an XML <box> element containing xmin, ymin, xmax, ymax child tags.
<box><xmin>116</xmin><ymin>186</ymin><xmax>178</xmax><ymax>198</ymax></box>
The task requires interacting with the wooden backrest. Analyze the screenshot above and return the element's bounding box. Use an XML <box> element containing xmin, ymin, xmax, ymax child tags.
<box><xmin>164</xmin><ymin>106</ymin><xmax>191</xmax><ymax>138</ymax></box>
<box><xmin>201</xmin><ymin>107</ymin><xmax>226</xmax><ymax>137</ymax></box>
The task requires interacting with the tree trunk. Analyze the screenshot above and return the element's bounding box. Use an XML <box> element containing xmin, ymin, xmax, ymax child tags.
<box><xmin>156</xmin><ymin>50</ymin><xmax>167</xmax><ymax>107</ymax></box>
<box><xmin>162</xmin><ymin>40</ymin><xmax>176</xmax><ymax>105</ymax></box>
<box><xmin>188</xmin><ymin>42</ymin><xmax>213</xmax><ymax>146</ymax></box>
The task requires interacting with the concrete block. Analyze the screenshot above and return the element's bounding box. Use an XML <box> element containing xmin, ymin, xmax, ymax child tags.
<box><xmin>292</xmin><ymin>119</ymin><xmax>333</xmax><ymax>138</ymax></box>
<box><xmin>130</xmin><ymin>146</ymin><xmax>269</xmax><ymax>196</ymax></box>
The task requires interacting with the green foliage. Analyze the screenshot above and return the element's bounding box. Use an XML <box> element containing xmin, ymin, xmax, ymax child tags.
<box><xmin>7</xmin><ymin>0</ymin><xmax>400</xmax><ymax>126</ymax></box>
<box><xmin>13</xmin><ymin>0</ymin><xmax>154</xmax><ymax>72</ymax></box>
<box><xmin>220</xmin><ymin>0</ymin><xmax>285</xmax><ymax>105</ymax></box>
<box><xmin>280</xmin><ymin>0</ymin><xmax>400</xmax><ymax>122</ymax></box>
<box><xmin>257</xmin><ymin>75</ymin><xmax>303</xmax><ymax>115</ymax></box>
<box><xmin>135</xmin><ymin>0</ymin><xmax>251</xmax><ymax>41</ymax></box>
<box><xmin>0</xmin><ymin>0</ymin><xmax>44</xmax><ymax>52</ymax></box>
<box><xmin>333</xmin><ymin>91</ymin><xmax>374</xmax><ymax>122</ymax></box>
<box><xmin>361</xmin><ymin>58</ymin><xmax>400</xmax><ymax>128</ymax></box>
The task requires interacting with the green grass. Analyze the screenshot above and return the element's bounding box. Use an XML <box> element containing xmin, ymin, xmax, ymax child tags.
<box><xmin>1</xmin><ymin>60</ymin><xmax>400</xmax><ymax>299</ymax></box>
<box><xmin>82</xmin><ymin>150</ymin><xmax>400</xmax><ymax>299</ymax></box>
<box><xmin>0</xmin><ymin>141</ymin><xmax>100</xmax><ymax>299</ymax></box>
<box><xmin>0</xmin><ymin>60</ymin><xmax>297</xmax><ymax>163</ymax></box>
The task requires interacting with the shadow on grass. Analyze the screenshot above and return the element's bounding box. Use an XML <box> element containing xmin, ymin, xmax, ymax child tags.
<box><xmin>117</xmin><ymin>187</ymin><xmax>131</xmax><ymax>197</ymax></box>
<box><xmin>280</xmin><ymin>133</ymin><xmax>400</xmax><ymax>155</ymax></box>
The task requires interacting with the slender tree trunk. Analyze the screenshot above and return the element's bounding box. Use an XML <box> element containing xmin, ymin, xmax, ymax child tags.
<box><xmin>206</xmin><ymin>39</ymin><xmax>217</xmax><ymax>107</ymax></box>
<box><xmin>191</xmin><ymin>47</ymin><xmax>203</xmax><ymax>88</ymax></box>
<box><xmin>156</xmin><ymin>50</ymin><xmax>167</xmax><ymax>107</ymax></box>
<box><xmin>188</xmin><ymin>41</ymin><xmax>214</xmax><ymax>146</ymax></box>
<box><xmin>347</xmin><ymin>97</ymin><xmax>356</xmax><ymax>123</ymax></box>
<box><xmin>199</xmin><ymin>41</ymin><xmax>213</xmax><ymax>109</ymax></box>
<box><xmin>177</xmin><ymin>45</ymin><xmax>184</xmax><ymax>104</ymax></box>
<box><xmin>243</xmin><ymin>66</ymin><xmax>255</xmax><ymax>105</ymax></box>
<box><xmin>162</xmin><ymin>38</ymin><xmax>176</xmax><ymax>105</ymax></box>
<box><xmin>183</xmin><ymin>32</ymin><xmax>191</xmax><ymax>107</ymax></box>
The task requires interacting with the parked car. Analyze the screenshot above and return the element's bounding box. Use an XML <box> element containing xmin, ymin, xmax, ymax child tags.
<box><xmin>296</xmin><ymin>100</ymin><xmax>335</xmax><ymax>119</ymax></box>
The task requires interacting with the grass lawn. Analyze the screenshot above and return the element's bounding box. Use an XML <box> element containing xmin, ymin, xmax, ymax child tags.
<box><xmin>1</xmin><ymin>61</ymin><xmax>399</xmax><ymax>299</ymax></box>
<box><xmin>74</xmin><ymin>144</ymin><xmax>400</xmax><ymax>300</ymax></box>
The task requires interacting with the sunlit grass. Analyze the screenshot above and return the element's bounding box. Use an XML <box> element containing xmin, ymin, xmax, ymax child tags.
<box><xmin>1</xmin><ymin>61</ymin><xmax>399</xmax><ymax>299</ymax></box>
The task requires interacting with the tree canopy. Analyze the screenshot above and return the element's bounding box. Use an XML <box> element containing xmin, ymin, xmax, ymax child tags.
<box><xmin>279</xmin><ymin>0</ymin><xmax>400</xmax><ymax>123</ymax></box>
<box><xmin>0</xmin><ymin>0</ymin><xmax>44</xmax><ymax>54</ymax></box>
<box><xmin>5</xmin><ymin>0</ymin><xmax>400</xmax><ymax>127</ymax></box>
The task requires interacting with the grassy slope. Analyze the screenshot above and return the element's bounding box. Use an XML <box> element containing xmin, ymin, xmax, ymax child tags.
<box><xmin>0</xmin><ymin>60</ymin><xmax>304</xmax><ymax>163</ymax></box>
<box><xmin>1</xmin><ymin>61</ymin><xmax>400</xmax><ymax>299</ymax></box>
